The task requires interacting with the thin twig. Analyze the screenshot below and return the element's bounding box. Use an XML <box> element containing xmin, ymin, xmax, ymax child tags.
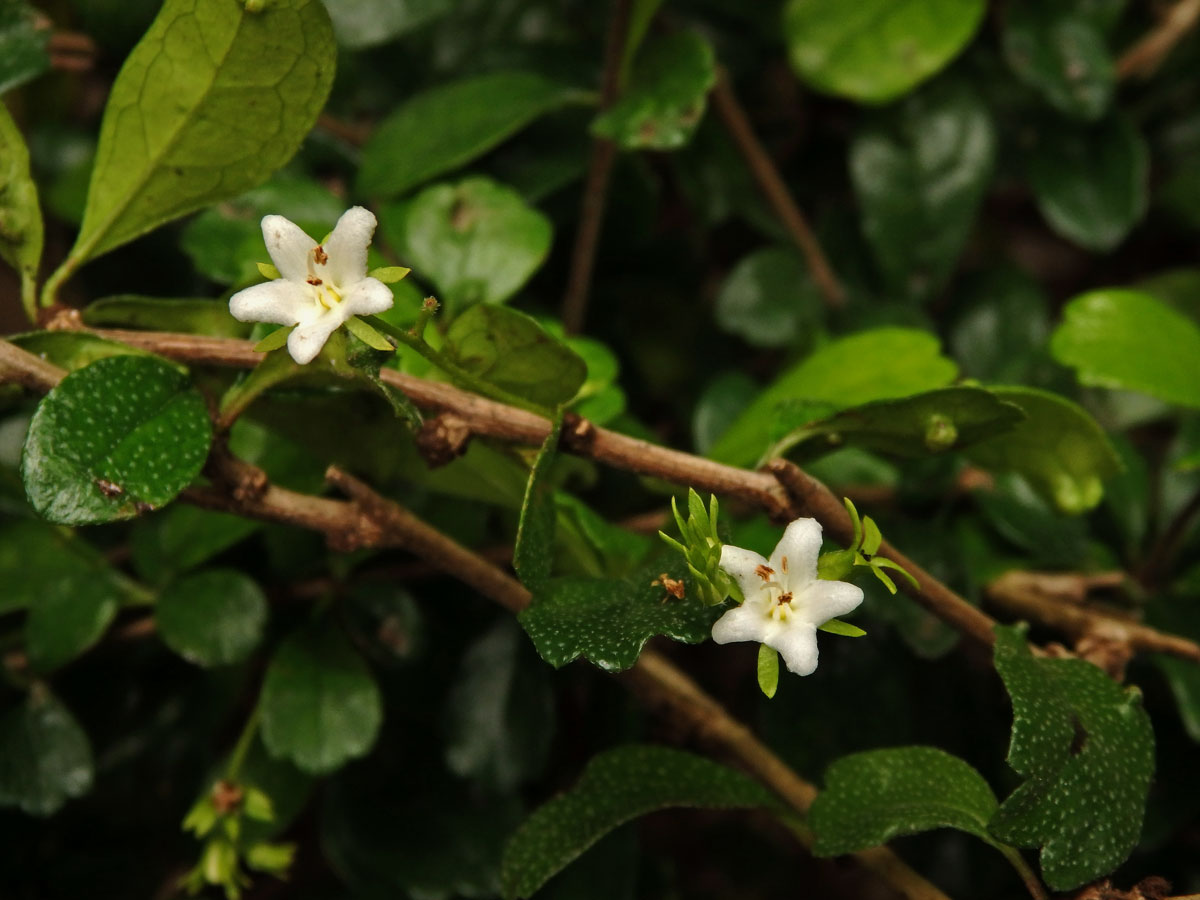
<box><xmin>710</xmin><ymin>69</ymin><xmax>845</xmax><ymax>309</ymax></box>
<box><xmin>560</xmin><ymin>0</ymin><xmax>633</xmax><ymax>335</ymax></box>
<box><xmin>1116</xmin><ymin>0</ymin><xmax>1200</xmax><ymax>79</ymax></box>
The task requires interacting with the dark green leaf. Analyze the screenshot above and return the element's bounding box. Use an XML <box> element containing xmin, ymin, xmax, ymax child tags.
<box><xmin>692</xmin><ymin>371</ymin><xmax>758</xmax><ymax>455</ymax></box>
<box><xmin>67</xmin><ymin>0</ymin><xmax>336</xmax><ymax>266</ymax></box>
<box><xmin>1003</xmin><ymin>5</ymin><xmax>1113</xmax><ymax>120</ymax></box>
<box><xmin>0</xmin><ymin>688</ymin><xmax>93</xmax><ymax>817</ymax></box>
<box><xmin>1050</xmin><ymin>289</ymin><xmax>1200</xmax><ymax>409</ymax></box>
<box><xmin>0</xmin><ymin>0</ymin><xmax>49</xmax><ymax>95</ymax></box>
<box><xmin>0</xmin><ymin>101</ymin><xmax>43</xmax><ymax>309</ymax></box>
<box><xmin>948</xmin><ymin>268</ymin><xmax>1051</xmax><ymax>382</ymax></box>
<box><xmin>445</xmin><ymin>304</ymin><xmax>587</xmax><ymax>407</ymax></box>
<box><xmin>322</xmin><ymin>0</ymin><xmax>451</xmax><ymax>48</ymax></box>
<box><xmin>782</xmin><ymin>0</ymin><xmax>986</xmax><ymax>104</ymax></box>
<box><xmin>81</xmin><ymin>295</ymin><xmax>248</xmax><ymax>338</ymax></box>
<box><xmin>714</xmin><ymin>247</ymin><xmax>823</xmax><ymax>348</ymax></box>
<box><xmin>8</xmin><ymin>330</ymin><xmax>158</xmax><ymax>371</ymax></box>
<box><xmin>850</xmin><ymin>80</ymin><xmax>994</xmax><ymax>300</ymax></box>
<box><xmin>592</xmin><ymin>31</ymin><xmax>715</xmax><ymax>150</ymax></box>
<box><xmin>22</xmin><ymin>355</ymin><xmax>212</xmax><ymax>525</ymax></box>
<box><xmin>156</xmin><ymin>569</ymin><xmax>268</xmax><ymax>667</ymax></box>
<box><xmin>990</xmin><ymin>624</ymin><xmax>1155</xmax><ymax>891</ymax></box>
<box><xmin>131</xmin><ymin>505</ymin><xmax>261</xmax><ymax>585</ymax></box>
<box><xmin>811</xmin><ymin>746</ymin><xmax>999</xmax><ymax>854</ymax></box>
<box><xmin>1145</xmin><ymin>599</ymin><xmax>1200</xmax><ymax>743</ymax></box>
<box><xmin>383</xmin><ymin>177</ymin><xmax>553</xmax><ymax>311</ymax></box>
<box><xmin>1026</xmin><ymin>115</ymin><xmax>1148</xmax><ymax>251</ymax></box>
<box><xmin>260</xmin><ymin>624</ymin><xmax>383</xmax><ymax>774</ymax></box>
<box><xmin>359</xmin><ymin>71</ymin><xmax>584</xmax><ymax>198</ymax></box>
<box><xmin>966</xmin><ymin>386</ymin><xmax>1121</xmax><ymax>514</ymax></box>
<box><xmin>518</xmin><ymin>559</ymin><xmax>721</xmax><ymax>671</ymax></box>
<box><xmin>514</xmin><ymin>414</ymin><xmax>563</xmax><ymax>591</ymax></box>
<box><xmin>500</xmin><ymin>745</ymin><xmax>776</xmax><ymax>899</ymax></box>
<box><xmin>564</xmin><ymin>335</ymin><xmax>626</xmax><ymax>425</ymax></box>
<box><xmin>26</xmin><ymin>585</ymin><xmax>120</xmax><ymax>674</ymax></box>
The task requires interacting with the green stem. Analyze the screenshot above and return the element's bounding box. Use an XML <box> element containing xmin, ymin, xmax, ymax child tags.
<box><xmin>40</xmin><ymin>253</ymin><xmax>83</xmax><ymax>309</ymax></box>
<box><xmin>20</xmin><ymin>272</ymin><xmax>38</xmax><ymax>324</ymax></box>
<box><xmin>997</xmin><ymin>845</ymin><xmax>1050</xmax><ymax>900</ymax></box>
<box><xmin>224</xmin><ymin>704</ymin><xmax>262</xmax><ymax>783</ymax></box>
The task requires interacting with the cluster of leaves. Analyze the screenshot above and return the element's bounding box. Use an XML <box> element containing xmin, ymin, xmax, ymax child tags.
<box><xmin>1</xmin><ymin>0</ymin><xmax>1199</xmax><ymax>898</ymax></box>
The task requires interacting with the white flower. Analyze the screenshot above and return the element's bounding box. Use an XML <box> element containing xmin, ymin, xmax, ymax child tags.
<box><xmin>712</xmin><ymin>518</ymin><xmax>863</xmax><ymax>676</ymax></box>
<box><xmin>229</xmin><ymin>206</ymin><xmax>393</xmax><ymax>365</ymax></box>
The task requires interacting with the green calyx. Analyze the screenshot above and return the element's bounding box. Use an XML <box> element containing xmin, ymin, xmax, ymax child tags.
<box><xmin>658</xmin><ymin>488</ymin><xmax>739</xmax><ymax>607</ymax></box>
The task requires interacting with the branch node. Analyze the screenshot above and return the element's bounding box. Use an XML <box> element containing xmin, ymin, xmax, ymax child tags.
<box><xmin>561</xmin><ymin>411</ymin><xmax>597</xmax><ymax>450</ymax></box>
<box><xmin>415</xmin><ymin>412</ymin><xmax>473</xmax><ymax>468</ymax></box>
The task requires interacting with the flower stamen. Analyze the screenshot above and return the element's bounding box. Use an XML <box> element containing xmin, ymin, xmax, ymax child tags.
<box><xmin>755</xmin><ymin>564</ymin><xmax>775</xmax><ymax>581</ymax></box>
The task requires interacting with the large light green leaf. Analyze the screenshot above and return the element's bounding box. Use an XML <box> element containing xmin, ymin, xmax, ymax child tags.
<box><xmin>156</xmin><ymin>569</ymin><xmax>268</xmax><ymax>667</ymax></box>
<box><xmin>322</xmin><ymin>0</ymin><xmax>451</xmax><ymax>48</ymax></box>
<box><xmin>592</xmin><ymin>31</ymin><xmax>715</xmax><ymax>150</ymax></box>
<box><xmin>359</xmin><ymin>71</ymin><xmax>584</xmax><ymax>198</ymax></box>
<box><xmin>260</xmin><ymin>625</ymin><xmax>382</xmax><ymax>774</ymax></box>
<box><xmin>1026</xmin><ymin>116</ymin><xmax>1147</xmax><ymax>252</ymax></box>
<box><xmin>990</xmin><ymin>625</ymin><xmax>1154</xmax><ymax>891</ymax></box>
<box><xmin>1002</xmin><ymin>5</ymin><xmax>1113</xmax><ymax>121</ymax></box>
<box><xmin>850</xmin><ymin>80</ymin><xmax>994</xmax><ymax>299</ymax></box>
<box><xmin>1050</xmin><ymin>289</ymin><xmax>1200</xmax><ymax>409</ymax></box>
<box><xmin>966</xmin><ymin>386</ymin><xmax>1121</xmax><ymax>514</ymax></box>
<box><xmin>0</xmin><ymin>101</ymin><xmax>43</xmax><ymax>312</ymax></box>
<box><xmin>783</xmin><ymin>0</ymin><xmax>986</xmax><ymax>104</ymax></box>
<box><xmin>21</xmin><ymin>355</ymin><xmax>213</xmax><ymax>525</ymax></box>
<box><xmin>0</xmin><ymin>688</ymin><xmax>94</xmax><ymax>817</ymax></box>
<box><xmin>66</xmin><ymin>0</ymin><xmax>335</xmax><ymax>268</ymax></box>
<box><xmin>0</xmin><ymin>0</ymin><xmax>49</xmax><ymax>95</ymax></box>
<box><xmin>811</xmin><ymin>746</ymin><xmax>999</xmax><ymax>854</ymax></box>
<box><xmin>383</xmin><ymin>176</ymin><xmax>553</xmax><ymax>311</ymax></box>
<box><xmin>708</xmin><ymin>328</ymin><xmax>959</xmax><ymax>467</ymax></box>
<box><xmin>714</xmin><ymin>247</ymin><xmax>823</xmax><ymax>349</ymax></box>
<box><xmin>500</xmin><ymin>745</ymin><xmax>776</xmax><ymax>899</ymax></box>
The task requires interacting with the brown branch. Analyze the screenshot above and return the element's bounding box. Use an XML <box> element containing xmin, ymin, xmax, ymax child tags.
<box><xmin>710</xmin><ymin>69</ymin><xmax>845</xmax><ymax>309</ymax></box>
<box><xmin>560</xmin><ymin>0</ymin><xmax>633</xmax><ymax>335</ymax></box>
<box><xmin>1116</xmin><ymin>0</ymin><xmax>1200</xmax><ymax>79</ymax></box>
<box><xmin>0</xmin><ymin>338</ymin><xmax>68</xmax><ymax>391</ymax></box>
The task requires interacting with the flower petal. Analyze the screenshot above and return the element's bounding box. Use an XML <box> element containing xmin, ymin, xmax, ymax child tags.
<box><xmin>795</xmin><ymin>579</ymin><xmax>864</xmax><ymax>627</ymax></box>
<box><xmin>711</xmin><ymin>602</ymin><xmax>769</xmax><ymax>646</ymax></box>
<box><xmin>287</xmin><ymin>312</ymin><xmax>343</xmax><ymax>365</ymax></box>
<box><xmin>769</xmin><ymin>517</ymin><xmax>823</xmax><ymax>589</ymax></box>
<box><xmin>342</xmin><ymin>277</ymin><xmax>394</xmax><ymax>317</ymax></box>
<box><xmin>262</xmin><ymin>215</ymin><xmax>317</xmax><ymax>282</ymax></box>
<box><xmin>770</xmin><ymin>622</ymin><xmax>820</xmax><ymax>676</ymax></box>
<box><xmin>229</xmin><ymin>280</ymin><xmax>310</xmax><ymax>326</ymax></box>
<box><xmin>323</xmin><ymin>206</ymin><xmax>376</xmax><ymax>287</ymax></box>
<box><xmin>719</xmin><ymin>544</ymin><xmax>772</xmax><ymax>604</ymax></box>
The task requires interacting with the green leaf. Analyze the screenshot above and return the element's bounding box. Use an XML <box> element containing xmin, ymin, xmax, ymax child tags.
<box><xmin>708</xmin><ymin>328</ymin><xmax>959</xmax><ymax>467</ymax></box>
<box><xmin>445</xmin><ymin>304</ymin><xmax>587</xmax><ymax>408</ymax></box>
<box><xmin>26</xmin><ymin>583</ymin><xmax>120</xmax><ymax>674</ymax></box>
<box><xmin>342</xmin><ymin>315</ymin><xmax>394</xmax><ymax>352</ymax></box>
<box><xmin>767</xmin><ymin>386</ymin><xmax>1025</xmax><ymax>462</ymax></box>
<box><xmin>66</xmin><ymin>0</ymin><xmax>335</xmax><ymax>267</ymax></box>
<box><xmin>253</xmin><ymin>326</ymin><xmax>293</xmax><ymax>353</ymax></box>
<box><xmin>563</xmin><ymin>335</ymin><xmax>626</xmax><ymax>425</ymax></box>
<box><xmin>518</xmin><ymin>559</ymin><xmax>722</xmax><ymax>671</ymax></box>
<box><xmin>692</xmin><ymin>371</ymin><xmax>758</xmax><ymax>454</ymax></box>
<box><xmin>514</xmin><ymin>414</ymin><xmax>563</xmax><ymax>592</ymax></box>
<box><xmin>850</xmin><ymin>80</ymin><xmax>995</xmax><ymax>299</ymax></box>
<box><xmin>131</xmin><ymin>505</ymin><xmax>261</xmax><ymax>585</ymax></box>
<box><xmin>0</xmin><ymin>688</ymin><xmax>94</xmax><ymax>817</ymax></box>
<box><xmin>1050</xmin><ymin>289</ymin><xmax>1200</xmax><ymax>409</ymax></box>
<box><xmin>811</xmin><ymin>746</ymin><xmax>999</xmax><ymax>854</ymax></box>
<box><xmin>591</xmin><ymin>31</ymin><xmax>715</xmax><ymax>150</ymax></box>
<box><xmin>382</xmin><ymin>176</ymin><xmax>553</xmax><ymax>311</ymax></box>
<box><xmin>948</xmin><ymin>268</ymin><xmax>1051</xmax><ymax>382</ymax></box>
<box><xmin>156</xmin><ymin>569</ymin><xmax>268</xmax><ymax>667</ymax></box>
<box><xmin>8</xmin><ymin>330</ymin><xmax>158</xmax><ymax>371</ymax></box>
<box><xmin>1002</xmin><ymin>5</ymin><xmax>1113</xmax><ymax>121</ymax></box>
<box><xmin>0</xmin><ymin>100</ymin><xmax>44</xmax><ymax>313</ymax></box>
<box><xmin>714</xmin><ymin>247</ymin><xmax>823</xmax><ymax>348</ymax></box>
<box><xmin>260</xmin><ymin>624</ymin><xmax>383</xmax><ymax>774</ymax></box>
<box><xmin>965</xmin><ymin>386</ymin><xmax>1122</xmax><ymax>514</ymax></box>
<box><xmin>0</xmin><ymin>0</ymin><xmax>49</xmax><ymax>95</ymax></box>
<box><xmin>81</xmin><ymin>295</ymin><xmax>247</xmax><ymax>338</ymax></box>
<box><xmin>818</xmin><ymin>618</ymin><xmax>867</xmax><ymax>637</ymax></box>
<box><xmin>1145</xmin><ymin>600</ymin><xmax>1200</xmax><ymax>743</ymax></box>
<box><xmin>444</xmin><ymin>620</ymin><xmax>554</xmax><ymax>791</ymax></box>
<box><xmin>359</xmin><ymin>71</ymin><xmax>584</xmax><ymax>198</ymax></box>
<box><xmin>500</xmin><ymin>745</ymin><xmax>776</xmax><ymax>899</ymax></box>
<box><xmin>21</xmin><ymin>355</ymin><xmax>212</xmax><ymax>525</ymax></box>
<box><xmin>990</xmin><ymin>625</ymin><xmax>1155</xmax><ymax>891</ymax></box>
<box><xmin>757</xmin><ymin>643</ymin><xmax>779</xmax><ymax>699</ymax></box>
<box><xmin>782</xmin><ymin>0</ymin><xmax>986</xmax><ymax>105</ymax></box>
<box><xmin>322</xmin><ymin>0</ymin><xmax>451</xmax><ymax>48</ymax></box>
<box><xmin>1026</xmin><ymin>115</ymin><xmax>1148</xmax><ymax>252</ymax></box>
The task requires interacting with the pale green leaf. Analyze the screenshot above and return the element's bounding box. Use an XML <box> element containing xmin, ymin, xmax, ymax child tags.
<box><xmin>757</xmin><ymin>643</ymin><xmax>779</xmax><ymax>698</ymax></box>
<box><xmin>0</xmin><ymin>100</ymin><xmax>43</xmax><ymax>311</ymax></box>
<box><xmin>81</xmin><ymin>295</ymin><xmax>247</xmax><ymax>338</ymax></box>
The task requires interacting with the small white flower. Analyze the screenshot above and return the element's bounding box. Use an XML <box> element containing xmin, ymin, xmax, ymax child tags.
<box><xmin>712</xmin><ymin>518</ymin><xmax>863</xmax><ymax>676</ymax></box>
<box><xmin>229</xmin><ymin>206</ymin><xmax>393</xmax><ymax>365</ymax></box>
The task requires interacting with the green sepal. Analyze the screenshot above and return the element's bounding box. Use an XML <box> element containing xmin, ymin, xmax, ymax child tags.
<box><xmin>757</xmin><ymin>643</ymin><xmax>779</xmax><ymax>699</ymax></box>
<box><xmin>367</xmin><ymin>265</ymin><xmax>410</xmax><ymax>283</ymax></box>
<box><xmin>818</xmin><ymin>549</ymin><xmax>856</xmax><ymax>581</ymax></box>
<box><xmin>818</xmin><ymin>618</ymin><xmax>867</xmax><ymax>637</ymax></box>
<box><xmin>252</xmin><ymin>326</ymin><xmax>292</xmax><ymax>353</ymax></box>
<box><xmin>343</xmin><ymin>315</ymin><xmax>395</xmax><ymax>352</ymax></box>
<box><xmin>861</xmin><ymin>517</ymin><xmax>883</xmax><ymax>556</ymax></box>
<box><xmin>255</xmin><ymin>262</ymin><xmax>280</xmax><ymax>280</ymax></box>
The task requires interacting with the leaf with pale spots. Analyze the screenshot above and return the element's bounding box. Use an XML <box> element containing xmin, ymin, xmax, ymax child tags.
<box><xmin>811</xmin><ymin>746</ymin><xmax>999</xmax><ymax>855</ymax></box>
<box><xmin>500</xmin><ymin>745</ymin><xmax>777</xmax><ymax>899</ymax></box>
<box><xmin>21</xmin><ymin>355</ymin><xmax>212</xmax><ymax>525</ymax></box>
<box><xmin>518</xmin><ymin>559</ymin><xmax>722</xmax><ymax>672</ymax></box>
<box><xmin>990</xmin><ymin>625</ymin><xmax>1155</xmax><ymax>891</ymax></box>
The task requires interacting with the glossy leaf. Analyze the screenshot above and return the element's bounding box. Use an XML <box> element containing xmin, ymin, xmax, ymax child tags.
<box><xmin>81</xmin><ymin>295</ymin><xmax>247</xmax><ymax>338</ymax></box>
<box><xmin>811</xmin><ymin>746</ymin><xmax>999</xmax><ymax>854</ymax></box>
<box><xmin>323</xmin><ymin>0</ymin><xmax>451</xmax><ymax>48</ymax></box>
<box><xmin>1003</xmin><ymin>5</ymin><xmax>1113</xmax><ymax>120</ymax></box>
<box><xmin>592</xmin><ymin>31</ymin><xmax>715</xmax><ymax>150</ymax></box>
<box><xmin>0</xmin><ymin>0</ymin><xmax>49</xmax><ymax>95</ymax></box>
<box><xmin>0</xmin><ymin>101</ymin><xmax>43</xmax><ymax>311</ymax></box>
<box><xmin>714</xmin><ymin>247</ymin><xmax>822</xmax><ymax>348</ymax></box>
<box><xmin>0</xmin><ymin>688</ymin><xmax>93</xmax><ymax>817</ymax></box>
<box><xmin>260</xmin><ymin>625</ymin><xmax>383</xmax><ymax>774</ymax></box>
<box><xmin>518</xmin><ymin>559</ymin><xmax>721</xmax><ymax>671</ymax></box>
<box><xmin>850</xmin><ymin>80</ymin><xmax>994</xmax><ymax>299</ymax></box>
<box><xmin>156</xmin><ymin>569</ymin><xmax>268</xmax><ymax>667</ymax></box>
<box><xmin>68</xmin><ymin>0</ymin><xmax>335</xmax><ymax>265</ymax></box>
<box><xmin>359</xmin><ymin>71</ymin><xmax>583</xmax><ymax>198</ymax></box>
<box><xmin>1050</xmin><ymin>289</ymin><xmax>1200</xmax><ymax>409</ymax></box>
<box><xmin>990</xmin><ymin>625</ymin><xmax>1154</xmax><ymax>891</ymax></box>
<box><xmin>1026</xmin><ymin>116</ymin><xmax>1148</xmax><ymax>251</ymax></box>
<box><xmin>445</xmin><ymin>304</ymin><xmax>587</xmax><ymax>407</ymax></box>
<box><xmin>383</xmin><ymin>176</ymin><xmax>553</xmax><ymax>311</ymax></box>
<box><xmin>500</xmin><ymin>745</ymin><xmax>776</xmax><ymax>899</ymax></box>
<box><xmin>783</xmin><ymin>0</ymin><xmax>986</xmax><ymax>104</ymax></box>
<box><xmin>966</xmin><ymin>386</ymin><xmax>1121</xmax><ymax>514</ymax></box>
<box><xmin>22</xmin><ymin>355</ymin><xmax>212</xmax><ymax>525</ymax></box>
<box><xmin>514</xmin><ymin>414</ymin><xmax>563</xmax><ymax>591</ymax></box>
